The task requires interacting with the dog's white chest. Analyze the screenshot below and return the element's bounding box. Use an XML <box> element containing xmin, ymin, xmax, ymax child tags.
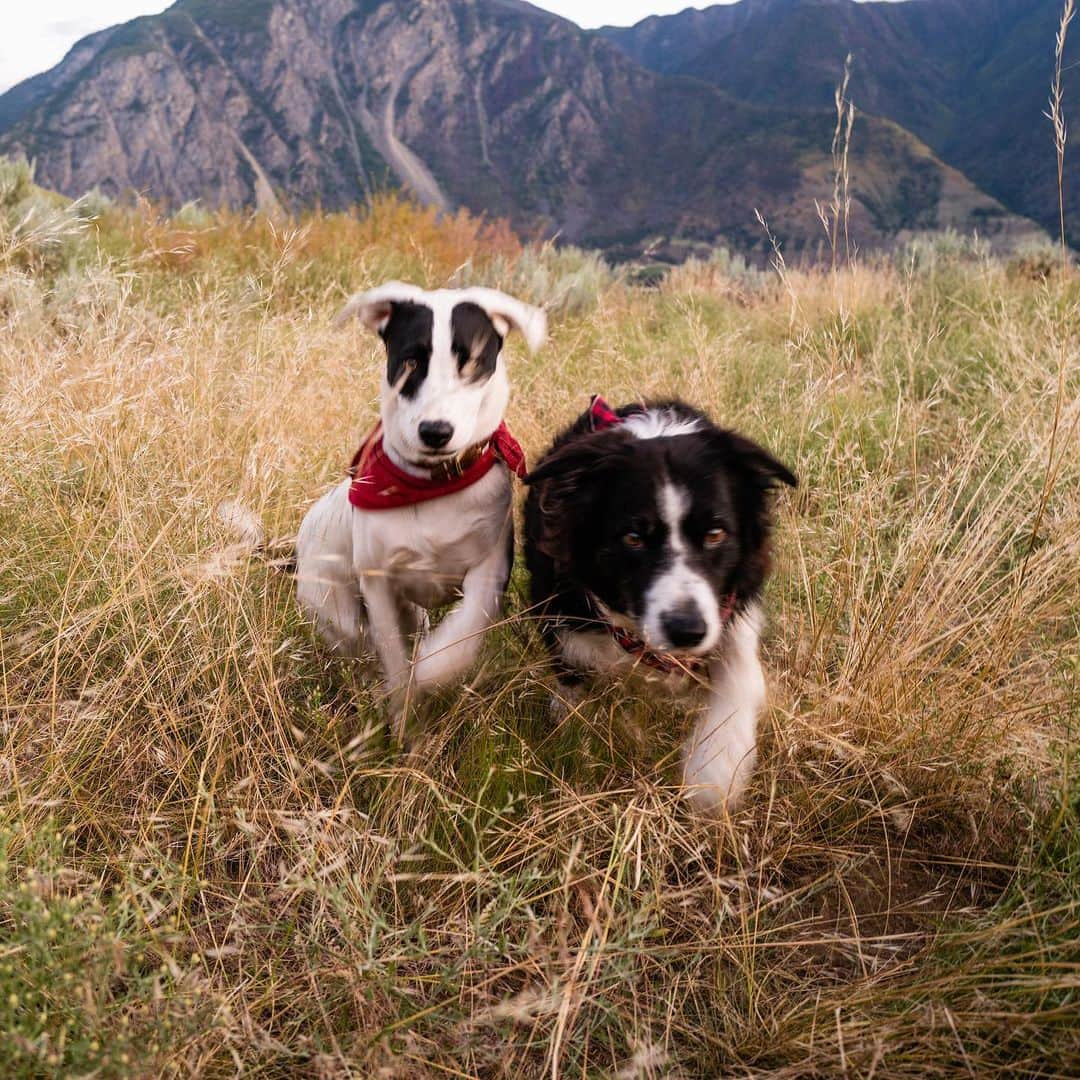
<box><xmin>355</xmin><ymin>467</ymin><xmax>511</xmax><ymax>605</ymax></box>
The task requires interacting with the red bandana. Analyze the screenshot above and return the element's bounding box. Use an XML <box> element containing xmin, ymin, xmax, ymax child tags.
<box><xmin>589</xmin><ymin>394</ymin><xmax>643</xmax><ymax>431</ymax></box>
<box><xmin>348</xmin><ymin>422</ymin><xmax>527</xmax><ymax>511</ymax></box>
<box><xmin>586</xmin><ymin>393</ymin><xmax>735</xmax><ymax>675</ymax></box>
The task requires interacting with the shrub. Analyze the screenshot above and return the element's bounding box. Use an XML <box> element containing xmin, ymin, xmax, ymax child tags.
<box><xmin>475</xmin><ymin>242</ymin><xmax>617</xmax><ymax>316</ymax></box>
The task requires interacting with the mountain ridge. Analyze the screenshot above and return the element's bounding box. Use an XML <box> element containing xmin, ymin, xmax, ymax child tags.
<box><xmin>601</xmin><ymin>0</ymin><xmax>1077</xmax><ymax>247</ymax></box>
<box><xmin>0</xmin><ymin>0</ymin><xmax>1048</xmax><ymax>258</ymax></box>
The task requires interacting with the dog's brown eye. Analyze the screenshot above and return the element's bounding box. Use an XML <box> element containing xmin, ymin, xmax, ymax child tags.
<box><xmin>704</xmin><ymin>527</ymin><xmax>728</xmax><ymax>548</ymax></box>
<box><xmin>624</xmin><ymin>532</ymin><xmax>645</xmax><ymax>550</ymax></box>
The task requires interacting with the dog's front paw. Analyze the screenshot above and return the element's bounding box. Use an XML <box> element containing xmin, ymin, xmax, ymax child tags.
<box><xmin>681</xmin><ymin>740</ymin><xmax>756</xmax><ymax>816</ymax></box>
<box><xmin>410</xmin><ymin>642</ymin><xmax>477</xmax><ymax>695</ymax></box>
<box><xmin>409</xmin><ymin>652</ymin><xmax>441</xmax><ymax>694</ymax></box>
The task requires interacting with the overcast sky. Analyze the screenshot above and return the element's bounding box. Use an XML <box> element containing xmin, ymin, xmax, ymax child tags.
<box><xmin>0</xmin><ymin>2</ymin><xmax>731</xmax><ymax>93</ymax></box>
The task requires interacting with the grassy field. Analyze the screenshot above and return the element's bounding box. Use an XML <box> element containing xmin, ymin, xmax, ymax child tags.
<box><xmin>1</xmin><ymin>159</ymin><xmax>1079</xmax><ymax>1076</ymax></box>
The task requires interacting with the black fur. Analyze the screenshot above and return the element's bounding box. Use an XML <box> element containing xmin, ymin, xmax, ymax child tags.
<box><xmin>524</xmin><ymin>399</ymin><xmax>795</xmax><ymax>675</ymax></box>
<box><xmin>380</xmin><ymin>301</ymin><xmax>433</xmax><ymax>399</ymax></box>
<box><xmin>451</xmin><ymin>302</ymin><xmax>503</xmax><ymax>383</ymax></box>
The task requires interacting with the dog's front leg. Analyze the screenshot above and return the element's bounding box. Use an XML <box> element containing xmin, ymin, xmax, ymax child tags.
<box><xmin>682</xmin><ymin>604</ymin><xmax>765</xmax><ymax>814</ymax></box>
<box><xmin>358</xmin><ymin>575</ymin><xmax>411</xmax><ymax>739</ymax></box>
<box><xmin>410</xmin><ymin>537</ymin><xmax>511</xmax><ymax>695</ymax></box>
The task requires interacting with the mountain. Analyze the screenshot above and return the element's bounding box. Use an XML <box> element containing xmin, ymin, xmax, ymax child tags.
<box><xmin>602</xmin><ymin>0</ymin><xmax>1078</xmax><ymax>248</ymax></box>
<box><xmin>0</xmin><ymin>0</ymin><xmax>1043</xmax><ymax>259</ymax></box>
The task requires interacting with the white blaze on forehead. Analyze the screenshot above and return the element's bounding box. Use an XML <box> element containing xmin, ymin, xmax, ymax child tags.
<box><xmin>659</xmin><ymin>483</ymin><xmax>689</xmax><ymax>553</ymax></box>
<box><xmin>641</xmin><ymin>479</ymin><xmax>723</xmax><ymax>654</ymax></box>
<box><xmin>622</xmin><ymin>408</ymin><xmax>704</xmax><ymax>441</ymax></box>
<box><xmin>426</xmin><ymin>291</ymin><xmax>457</xmax><ymax>396</ymax></box>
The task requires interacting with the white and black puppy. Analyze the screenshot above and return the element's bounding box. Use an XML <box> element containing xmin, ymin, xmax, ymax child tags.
<box><xmin>296</xmin><ymin>282</ymin><xmax>546</xmax><ymax>731</ymax></box>
<box><xmin>524</xmin><ymin>398</ymin><xmax>796</xmax><ymax>812</ymax></box>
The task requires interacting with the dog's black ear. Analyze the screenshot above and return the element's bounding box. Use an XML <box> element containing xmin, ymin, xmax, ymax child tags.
<box><xmin>525</xmin><ymin>430</ymin><xmax>632</xmax><ymax>488</ymax></box>
<box><xmin>527</xmin><ymin>432</ymin><xmax>631</xmax><ymax>564</ymax></box>
<box><xmin>713</xmin><ymin>431</ymin><xmax>797</xmax><ymax>490</ymax></box>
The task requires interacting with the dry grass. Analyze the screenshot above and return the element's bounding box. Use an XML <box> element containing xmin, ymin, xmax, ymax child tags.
<box><xmin>1049</xmin><ymin>0</ymin><xmax>1076</xmax><ymax>271</ymax></box>
<box><xmin>1</xmin><ymin>178</ymin><xmax>1079</xmax><ymax>1077</ymax></box>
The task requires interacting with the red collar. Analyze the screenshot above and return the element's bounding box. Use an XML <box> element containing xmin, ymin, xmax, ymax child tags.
<box><xmin>609</xmin><ymin>625</ymin><xmax>709</xmax><ymax>676</ymax></box>
<box><xmin>603</xmin><ymin>594</ymin><xmax>737</xmax><ymax>677</ymax></box>
<box><xmin>348</xmin><ymin>422</ymin><xmax>527</xmax><ymax>511</ymax></box>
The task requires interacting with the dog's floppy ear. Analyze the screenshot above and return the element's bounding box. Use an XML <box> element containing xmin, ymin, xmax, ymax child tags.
<box><xmin>714</xmin><ymin>431</ymin><xmax>797</xmax><ymax>490</ymax></box>
<box><xmin>525</xmin><ymin>431</ymin><xmax>630</xmax><ymax>488</ymax></box>
<box><xmin>527</xmin><ymin>431</ymin><xmax>630</xmax><ymax>564</ymax></box>
<box><xmin>334</xmin><ymin>281</ymin><xmax>427</xmax><ymax>333</ymax></box>
<box><xmin>456</xmin><ymin>287</ymin><xmax>547</xmax><ymax>354</ymax></box>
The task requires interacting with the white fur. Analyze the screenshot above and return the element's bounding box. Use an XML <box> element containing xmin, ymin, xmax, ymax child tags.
<box><xmin>296</xmin><ymin>469</ymin><xmax>512</xmax><ymax>713</ymax></box>
<box><xmin>622</xmin><ymin>408</ymin><xmax>704</xmax><ymax>441</ymax></box>
<box><xmin>640</xmin><ymin>483</ymin><xmax>723</xmax><ymax>654</ymax></box>
<box><xmin>297</xmin><ymin>283</ymin><xmax>545</xmax><ymax>732</ymax></box>
<box><xmin>682</xmin><ymin>603</ymin><xmax>765</xmax><ymax>813</ymax></box>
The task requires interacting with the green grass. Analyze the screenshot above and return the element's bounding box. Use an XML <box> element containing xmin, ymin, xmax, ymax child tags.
<box><xmin>1</xmin><ymin>173</ymin><xmax>1078</xmax><ymax>1075</ymax></box>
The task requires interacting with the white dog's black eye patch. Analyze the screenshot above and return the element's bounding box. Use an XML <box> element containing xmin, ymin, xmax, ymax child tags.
<box><xmin>381</xmin><ymin>301</ymin><xmax>434</xmax><ymax>399</ymax></box>
<box><xmin>452</xmin><ymin>302</ymin><xmax>503</xmax><ymax>383</ymax></box>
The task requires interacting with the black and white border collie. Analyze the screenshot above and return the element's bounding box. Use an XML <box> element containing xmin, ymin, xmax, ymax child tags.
<box><xmin>296</xmin><ymin>283</ymin><xmax>546</xmax><ymax>732</ymax></box>
<box><xmin>524</xmin><ymin>398</ymin><xmax>796</xmax><ymax>812</ymax></box>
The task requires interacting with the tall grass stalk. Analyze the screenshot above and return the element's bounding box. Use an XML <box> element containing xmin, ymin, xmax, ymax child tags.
<box><xmin>817</xmin><ymin>52</ymin><xmax>856</xmax><ymax>274</ymax></box>
<box><xmin>1048</xmin><ymin>0</ymin><xmax>1076</xmax><ymax>271</ymax></box>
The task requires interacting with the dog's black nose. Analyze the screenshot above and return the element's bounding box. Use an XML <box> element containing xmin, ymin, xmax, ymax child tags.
<box><xmin>662</xmin><ymin>605</ymin><xmax>708</xmax><ymax>649</ymax></box>
<box><xmin>418</xmin><ymin>420</ymin><xmax>454</xmax><ymax>450</ymax></box>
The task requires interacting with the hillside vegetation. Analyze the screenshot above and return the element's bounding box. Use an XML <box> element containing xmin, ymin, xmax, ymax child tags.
<box><xmin>1</xmin><ymin>162</ymin><xmax>1078</xmax><ymax>1075</ymax></box>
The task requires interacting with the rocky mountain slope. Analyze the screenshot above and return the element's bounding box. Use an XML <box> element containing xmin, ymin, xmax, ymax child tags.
<box><xmin>0</xmin><ymin>0</ymin><xmax>1044</xmax><ymax>258</ymax></box>
<box><xmin>603</xmin><ymin>0</ymin><xmax>1078</xmax><ymax>247</ymax></box>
